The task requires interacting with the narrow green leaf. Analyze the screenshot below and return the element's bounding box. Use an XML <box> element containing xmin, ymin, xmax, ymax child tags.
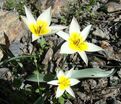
<box><xmin>58</xmin><ymin>96</ymin><xmax>65</xmax><ymax>104</ymax></box>
<box><xmin>26</xmin><ymin>68</ymin><xmax>115</xmax><ymax>82</ymax></box>
<box><xmin>26</xmin><ymin>71</ymin><xmax>45</xmax><ymax>82</ymax></box>
<box><xmin>34</xmin><ymin>96</ymin><xmax>44</xmax><ymax>104</ymax></box>
<box><xmin>44</xmin><ymin>74</ymin><xmax>55</xmax><ymax>82</ymax></box>
<box><xmin>26</xmin><ymin>72</ymin><xmax>55</xmax><ymax>82</ymax></box>
<box><xmin>71</xmin><ymin>68</ymin><xmax>115</xmax><ymax>79</ymax></box>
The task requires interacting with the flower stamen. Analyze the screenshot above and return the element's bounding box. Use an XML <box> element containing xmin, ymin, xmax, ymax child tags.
<box><xmin>68</xmin><ymin>32</ymin><xmax>88</xmax><ymax>51</ymax></box>
<box><xmin>58</xmin><ymin>75</ymin><xmax>70</xmax><ymax>90</ymax></box>
<box><xmin>28</xmin><ymin>20</ymin><xmax>50</xmax><ymax>36</ymax></box>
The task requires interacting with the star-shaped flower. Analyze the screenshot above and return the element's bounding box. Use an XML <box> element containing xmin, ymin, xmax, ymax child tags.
<box><xmin>47</xmin><ymin>69</ymin><xmax>80</xmax><ymax>98</ymax></box>
<box><xmin>57</xmin><ymin>17</ymin><xmax>103</xmax><ymax>65</ymax></box>
<box><xmin>21</xmin><ymin>6</ymin><xmax>66</xmax><ymax>41</ymax></box>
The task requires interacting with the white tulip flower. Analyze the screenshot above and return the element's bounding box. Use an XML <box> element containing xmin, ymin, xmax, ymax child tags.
<box><xmin>57</xmin><ymin>17</ymin><xmax>103</xmax><ymax>65</ymax></box>
<box><xmin>47</xmin><ymin>69</ymin><xmax>80</xmax><ymax>98</ymax></box>
<box><xmin>21</xmin><ymin>6</ymin><xmax>67</xmax><ymax>41</ymax></box>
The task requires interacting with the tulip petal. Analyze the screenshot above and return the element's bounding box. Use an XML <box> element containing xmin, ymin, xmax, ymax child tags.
<box><xmin>47</xmin><ymin>80</ymin><xmax>58</xmax><ymax>85</ymax></box>
<box><xmin>70</xmin><ymin>79</ymin><xmax>80</xmax><ymax>86</ymax></box>
<box><xmin>86</xmin><ymin>43</ymin><xmax>103</xmax><ymax>52</ymax></box>
<box><xmin>69</xmin><ymin>17</ymin><xmax>80</xmax><ymax>34</ymax></box>
<box><xmin>37</xmin><ymin>7</ymin><xmax>51</xmax><ymax>26</ymax></box>
<box><xmin>32</xmin><ymin>34</ymin><xmax>40</xmax><ymax>42</ymax></box>
<box><xmin>57</xmin><ymin>70</ymin><xmax>65</xmax><ymax>79</ymax></box>
<box><xmin>50</xmin><ymin>25</ymin><xmax>67</xmax><ymax>35</ymax></box>
<box><xmin>66</xmin><ymin>87</ymin><xmax>75</xmax><ymax>98</ymax></box>
<box><xmin>56</xmin><ymin>87</ymin><xmax>64</xmax><ymax>98</ymax></box>
<box><xmin>78</xmin><ymin>51</ymin><xmax>88</xmax><ymax>65</ymax></box>
<box><xmin>21</xmin><ymin>16</ymin><xmax>29</xmax><ymax>27</ymax></box>
<box><xmin>60</xmin><ymin>42</ymin><xmax>75</xmax><ymax>54</ymax></box>
<box><xmin>24</xmin><ymin>6</ymin><xmax>36</xmax><ymax>23</ymax></box>
<box><xmin>66</xmin><ymin>68</ymin><xmax>74</xmax><ymax>77</ymax></box>
<box><xmin>81</xmin><ymin>25</ymin><xmax>92</xmax><ymax>41</ymax></box>
<box><xmin>56</xmin><ymin>31</ymin><xmax>69</xmax><ymax>40</ymax></box>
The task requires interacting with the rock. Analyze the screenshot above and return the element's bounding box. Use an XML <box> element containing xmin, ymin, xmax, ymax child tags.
<box><xmin>0</xmin><ymin>11</ymin><xmax>29</xmax><ymax>44</ymax></box>
<box><xmin>93</xmin><ymin>27</ymin><xmax>109</xmax><ymax>39</ymax></box>
<box><xmin>100</xmin><ymin>41</ymin><xmax>121</xmax><ymax>62</ymax></box>
<box><xmin>102</xmin><ymin>88</ymin><xmax>119</xmax><ymax>98</ymax></box>
<box><xmin>88</xmin><ymin>79</ymin><xmax>97</xmax><ymax>89</ymax></box>
<box><xmin>81</xmin><ymin>81</ymin><xmax>90</xmax><ymax>93</ymax></box>
<box><xmin>117</xmin><ymin>69</ymin><xmax>121</xmax><ymax>78</ymax></box>
<box><xmin>51</xmin><ymin>0</ymin><xmax>65</xmax><ymax>17</ymax></box>
<box><xmin>77</xmin><ymin>92</ymin><xmax>87</xmax><ymax>101</ymax></box>
<box><xmin>0</xmin><ymin>49</ymin><xmax>3</xmax><ymax>61</ymax></box>
<box><xmin>107</xmin><ymin>2</ymin><xmax>121</xmax><ymax>12</ymax></box>
<box><xmin>95</xmin><ymin>99</ymin><xmax>107</xmax><ymax>104</ymax></box>
<box><xmin>65</xmin><ymin>100</ymin><xmax>72</xmax><ymax>104</ymax></box>
<box><xmin>30</xmin><ymin>0</ymin><xmax>77</xmax><ymax>17</ymax></box>
<box><xmin>100</xmin><ymin>0</ymin><xmax>108</xmax><ymax>3</ymax></box>
<box><xmin>9</xmin><ymin>41</ymin><xmax>22</xmax><ymax>56</ymax></box>
<box><xmin>100</xmin><ymin>41</ymin><xmax>114</xmax><ymax>60</ymax></box>
<box><xmin>42</xmin><ymin>48</ymin><xmax>53</xmax><ymax>65</ymax></box>
<box><xmin>114</xmin><ymin>15</ymin><xmax>121</xmax><ymax>21</ymax></box>
<box><xmin>106</xmin><ymin>97</ymin><xmax>116</xmax><ymax>104</ymax></box>
<box><xmin>117</xmin><ymin>100</ymin><xmax>121</xmax><ymax>104</ymax></box>
<box><xmin>0</xmin><ymin>10</ymin><xmax>31</xmax><ymax>55</ymax></box>
<box><xmin>54</xmin><ymin>49</ymin><xmax>64</xmax><ymax>67</ymax></box>
<box><xmin>113</xmin><ymin>52</ymin><xmax>121</xmax><ymax>62</ymax></box>
<box><xmin>0</xmin><ymin>68</ymin><xmax>12</xmax><ymax>80</ymax></box>
<box><xmin>90</xmin><ymin>57</ymin><xmax>106</xmax><ymax>68</ymax></box>
<box><xmin>0</xmin><ymin>0</ymin><xmax>5</xmax><ymax>9</ymax></box>
<box><xmin>28</xmin><ymin>43</ymin><xmax>33</xmax><ymax>53</ymax></box>
<box><xmin>97</xmin><ymin>78</ymin><xmax>108</xmax><ymax>88</ymax></box>
<box><xmin>110</xmin><ymin>76</ymin><xmax>119</xmax><ymax>86</ymax></box>
<box><xmin>0</xmin><ymin>31</ymin><xmax>6</xmax><ymax>45</ymax></box>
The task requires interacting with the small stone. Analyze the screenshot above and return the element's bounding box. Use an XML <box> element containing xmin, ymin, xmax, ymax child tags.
<box><xmin>0</xmin><ymin>10</ymin><xmax>31</xmax><ymax>55</ymax></box>
<box><xmin>114</xmin><ymin>15</ymin><xmax>121</xmax><ymax>22</ymax></box>
<box><xmin>77</xmin><ymin>92</ymin><xmax>87</xmax><ymax>101</ymax></box>
<box><xmin>0</xmin><ymin>49</ymin><xmax>3</xmax><ymax>61</ymax></box>
<box><xmin>65</xmin><ymin>100</ymin><xmax>72</xmax><ymax>104</ymax></box>
<box><xmin>0</xmin><ymin>68</ymin><xmax>12</xmax><ymax>80</ymax></box>
<box><xmin>93</xmin><ymin>27</ymin><xmax>109</xmax><ymax>39</ymax></box>
<box><xmin>100</xmin><ymin>41</ymin><xmax>116</xmax><ymax>60</ymax></box>
<box><xmin>54</xmin><ymin>49</ymin><xmax>64</xmax><ymax>67</ymax></box>
<box><xmin>106</xmin><ymin>97</ymin><xmax>116</xmax><ymax>104</ymax></box>
<box><xmin>107</xmin><ymin>2</ymin><xmax>121</xmax><ymax>12</ymax></box>
<box><xmin>110</xmin><ymin>76</ymin><xmax>119</xmax><ymax>86</ymax></box>
<box><xmin>0</xmin><ymin>0</ymin><xmax>5</xmax><ymax>9</ymax></box>
<box><xmin>0</xmin><ymin>32</ymin><xmax>6</xmax><ymax>45</ymax></box>
<box><xmin>103</xmin><ymin>89</ymin><xmax>119</xmax><ymax>98</ymax></box>
<box><xmin>100</xmin><ymin>0</ymin><xmax>108</xmax><ymax>3</ymax></box>
<box><xmin>90</xmin><ymin>57</ymin><xmax>106</xmax><ymax>68</ymax></box>
<box><xmin>98</xmin><ymin>78</ymin><xmax>108</xmax><ymax>88</ymax></box>
<box><xmin>0</xmin><ymin>11</ymin><xmax>29</xmax><ymax>44</ymax></box>
<box><xmin>117</xmin><ymin>100</ymin><xmax>121</xmax><ymax>104</ymax></box>
<box><xmin>117</xmin><ymin>69</ymin><xmax>121</xmax><ymax>78</ymax></box>
<box><xmin>95</xmin><ymin>99</ymin><xmax>107</xmax><ymax>104</ymax></box>
<box><xmin>42</xmin><ymin>48</ymin><xmax>53</xmax><ymax>65</ymax></box>
<box><xmin>81</xmin><ymin>81</ymin><xmax>90</xmax><ymax>92</ymax></box>
<box><xmin>88</xmin><ymin>79</ymin><xmax>97</xmax><ymax>89</ymax></box>
<box><xmin>9</xmin><ymin>41</ymin><xmax>22</xmax><ymax>56</ymax></box>
<box><xmin>28</xmin><ymin>43</ymin><xmax>33</xmax><ymax>53</ymax></box>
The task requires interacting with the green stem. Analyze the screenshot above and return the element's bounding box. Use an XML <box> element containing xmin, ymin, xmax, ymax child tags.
<box><xmin>34</xmin><ymin>55</ymin><xmax>41</xmax><ymax>94</ymax></box>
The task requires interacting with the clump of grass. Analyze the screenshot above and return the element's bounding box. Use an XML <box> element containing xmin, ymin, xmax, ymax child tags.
<box><xmin>60</xmin><ymin>0</ymin><xmax>98</xmax><ymax>25</ymax></box>
<box><xmin>5</xmin><ymin>0</ymin><xmax>26</xmax><ymax>14</ymax></box>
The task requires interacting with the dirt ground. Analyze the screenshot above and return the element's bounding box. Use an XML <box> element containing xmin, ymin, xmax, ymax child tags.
<box><xmin>1</xmin><ymin>0</ymin><xmax>121</xmax><ymax>104</ymax></box>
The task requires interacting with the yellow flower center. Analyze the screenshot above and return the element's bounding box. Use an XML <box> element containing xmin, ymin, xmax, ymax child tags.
<box><xmin>58</xmin><ymin>75</ymin><xmax>70</xmax><ymax>91</ymax></box>
<box><xmin>28</xmin><ymin>20</ymin><xmax>51</xmax><ymax>36</ymax></box>
<box><xmin>68</xmin><ymin>32</ymin><xmax>88</xmax><ymax>52</ymax></box>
